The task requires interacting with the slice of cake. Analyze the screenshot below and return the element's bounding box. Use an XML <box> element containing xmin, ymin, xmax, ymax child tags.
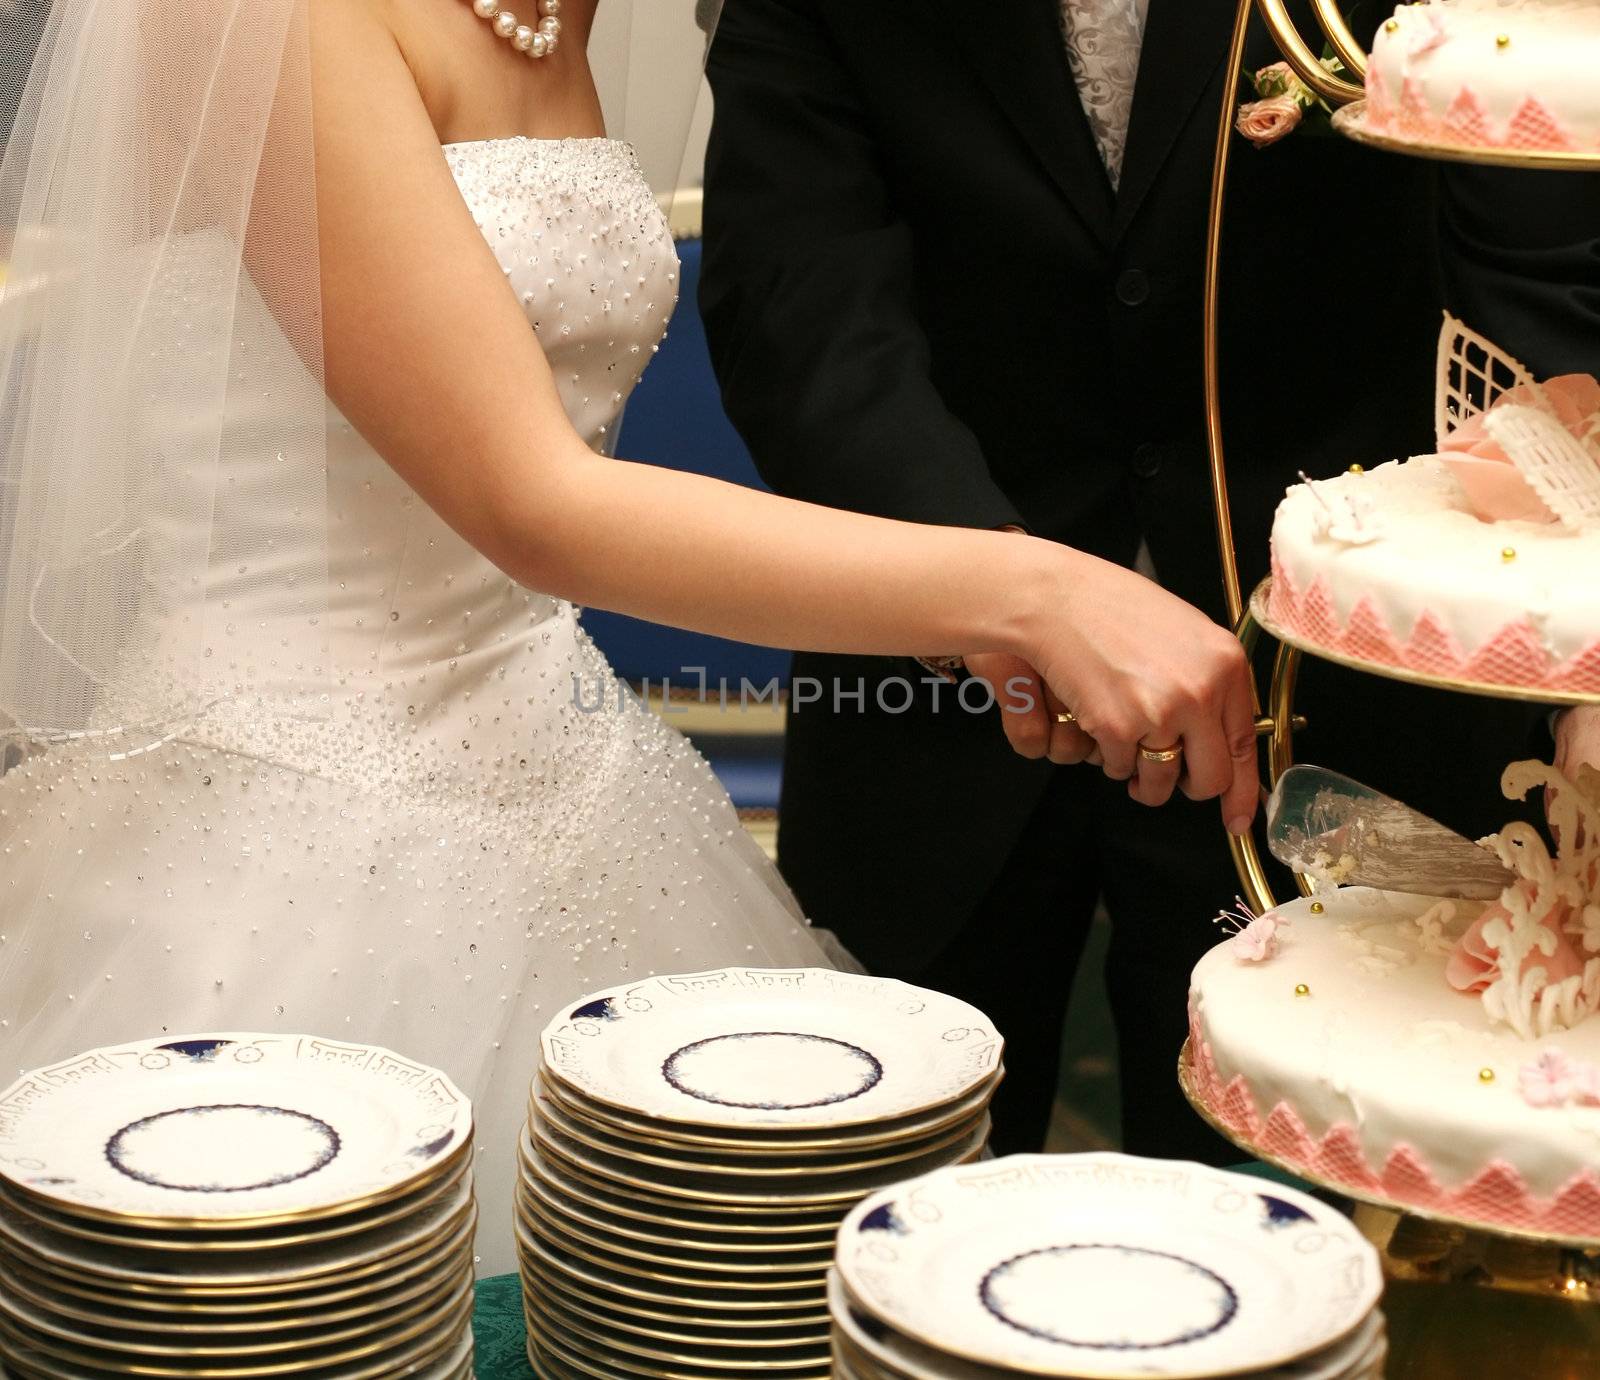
<box><xmin>1365</xmin><ymin>0</ymin><xmax>1600</xmax><ymax>155</ymax></box>
<box><xmin>1188</xmin><ymin>760</ymin><xmax>1600</xmax><ymax>1237</ymax></box>
<box><xmin>1266</xmin><ymin>315</ymin><xmax>1600</xmax><ymax>694</ymax></box>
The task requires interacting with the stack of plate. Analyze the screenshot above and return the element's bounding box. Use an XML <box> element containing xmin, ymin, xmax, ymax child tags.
<box><xmin>832</xmin><ymin>1153</ymin><xmax>1386</xmax><ymax>1380</ymax></box>
<box><xmin>516</xmin><ymin>966</ymin><xmax>1004</xmax><ymax>1379</ymax></box>
<box><xmin>0</xmin><ymin>1033</ymin><xmax>476</xmax><ymax>1379</ymax></box>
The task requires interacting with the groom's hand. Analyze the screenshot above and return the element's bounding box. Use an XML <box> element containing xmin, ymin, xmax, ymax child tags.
<box><xmin>966</xmin><ymin>652</ymin><xmax>1098</xmax><ymax>766</ymax></box>
<box><xmin>1554</xmin><ymin>707</ymin><xmax>1600</xmax><ymax>779</ymax></box>
<box><xmin>1548</xmin><ymin>707</ymin><xmax>1600</xmax><ymax>850</ymax></box>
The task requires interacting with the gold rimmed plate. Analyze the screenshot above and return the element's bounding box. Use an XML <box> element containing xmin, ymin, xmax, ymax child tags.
<box><xmin>513</xmin><ymin>1215</ymin><xmax>827</xmax><ymax>1314</ymax></box>
<box><xmin>520</xmin><ymin>1150</ymin><xmax>837</xmax><ymax>1255</ymax></box>
<box><xmin>534</xmin><ymin>1079</ymin><xmax>988</xmax><ymax>1174</ymax></box>
<box><xmin>516</xmin><ymin>1259</ymin><xmax>830</xmax><ymax>1332</ymax></box>
<box><xmin>536</xmin><ymin>1066</ymin><xmax>1003</xmax><ymax>1154</ymax></box>
<box><xmin>0</xmin><ymin>1177</ymin><xmax>475</xmax><ymax>1293</ymax></box>
<box><xmin>528</xmin><ymin>1104</ymin><xmax>988</xmax><ymax>1209</ymax></box>
<box><xmin>0</xmin><ymin>1281</ymin><xmax>473</xmax><ymax>1379</ymax></box>
<box><xmin>522</xmin><ymin>1266</ymin><xmax>827</xmax><ymax>1349</ymax></box>
<box><xmin>540</xmin><ymin>969</ymin><xmax>1003</xmax><ymax>1133</ymax></box>
<box><xmin>524</xmin><ymin>1288</ymin><xmax>830</xmax><ymax>1374</ymax></box>
<box><xmin>0</xmin><ymin>1034</ymin><xmax>472</xmax><ymax>1232</ymax></box>
<box><xmin>518</xmin><ymin>1128</ymin><xmax>841</xmax><ymax>1227</ymax></box>
<box><xmin>515</xmin><ymin>1196</ymin><xmax>826</xmax><ymax>1295</ymax></box>
<box><xmin>0</xmin><ymin>1244</ymin><xmax>472</xmax><ymax>1342</ymax></box>
<box><xmin>517</xmin><ymin>1183</ymin><xmax>832</xmax><ymax>1279</ymax></box>
<box><xmin>524</xmin><ymin>1299</ymin><xmax>830</xmax><ymax>1380</ymax></box>
<box><xmin>0</xmin><ymin>1157</ymin><xmax>471</xmax><ymax>1255</ymax></box>
<box><xmin>1332</xmin><ymin>101</ymin><xmax>1600</xmax><ymax>172</ymax></box>
<box><xmin>525</xmin><ymin>1119</ymin><xmax>849</xmax><ymax>1215</ymax></box>
<box><xmin>0</xmin><ymin>1203</ymin><xmax>477</xmax><ymax>1316</ymax></box>
<box><xmin>0</xmin><ymin>1255</ymin><xmax>473</xmax><ymax>1359</ymax></box>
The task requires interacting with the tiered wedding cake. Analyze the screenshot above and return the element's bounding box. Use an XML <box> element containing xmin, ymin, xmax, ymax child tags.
<box><xmin>1364</xmin><ymin>0</ymin><xmax>1600</xmax><ymax>154</ymax></box>
<box><xmin>1189</xmin><ymin>761</ymin><xmax>1600</xmax><ymax>1237</ymax></box>
<box><xmin>1266</xmin><ymin>315</ymin><xmax>1600</xmax><ymax>694</ymax></box>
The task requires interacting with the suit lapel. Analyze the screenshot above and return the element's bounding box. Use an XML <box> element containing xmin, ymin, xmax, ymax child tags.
<box><xmin>934</xmin><ymin>0</ymin><xmax>1115</xmax><ymax>246</ymax></box>
<box><xmin>1112</xmin><ymin>0</ymin><xmax>1239</xmax><ymax>240</ymax></box>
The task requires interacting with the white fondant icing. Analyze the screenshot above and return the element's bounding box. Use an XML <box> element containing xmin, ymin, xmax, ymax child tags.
<box><xmin>1191</xmin><ymin>888</ymin><xmax>1600</xmax><ymax>1201</ymax></box>
<box><xmin>1369</xmin><ymin>1</ymin><xmax>1600</xmax><ymax>150</ymax></box>
<box><xmin>1271</xmin><ymin>457</ymin><xmax>1600</xmax><ymax>666</ymax></box>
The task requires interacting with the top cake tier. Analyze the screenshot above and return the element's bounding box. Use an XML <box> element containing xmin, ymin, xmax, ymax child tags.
<box><xmin>1363</xmin><ymin>0</ymin><xmax>1600</xmax><ymax>157</ymax></box>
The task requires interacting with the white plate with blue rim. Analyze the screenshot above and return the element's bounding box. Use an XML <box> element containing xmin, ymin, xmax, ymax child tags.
<box><xmin>0</xmin><ymin>1033</ymin><xmax>471</xmax><ymax>1228</ymax></box>
<box><xmin>835</xmin><ymin>1154</ymin><xmax>1381</xmax><ymax>1380</ymax></box>
<box><xmin>539</xmin><ymin>968</ymin><xmax>1002</xmax><ymax>1130</ymax></box>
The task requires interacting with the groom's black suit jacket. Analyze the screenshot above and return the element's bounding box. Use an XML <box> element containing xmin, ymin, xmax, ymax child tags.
<box><xmin>701</xmin><ymin>0</ymin><xmax>1600</xmax><ymax>975</ymax></box>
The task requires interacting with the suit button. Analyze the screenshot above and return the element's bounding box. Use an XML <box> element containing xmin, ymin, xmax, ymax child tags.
<box><xmin>1115</xmin><ymin>268</ymin><xmax>1151</xmax><ymax>306</ymax></box>
<box><xmin>1131</xmin><ymin>443</ymin><xmax>1162</xmax><ymax>479</ymax></box>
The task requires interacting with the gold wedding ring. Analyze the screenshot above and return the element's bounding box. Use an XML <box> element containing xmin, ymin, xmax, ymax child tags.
<box><xmin>1138</xmin><ymin>741</ymin><xmax>1183</xmax><ymax>764</ymax></box>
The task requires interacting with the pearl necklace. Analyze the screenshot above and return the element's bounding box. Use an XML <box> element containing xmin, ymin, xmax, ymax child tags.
<box><xmin>468</xmin><ymin>0</ymin><xmax>561</xmax><ymax>59</ymax></box>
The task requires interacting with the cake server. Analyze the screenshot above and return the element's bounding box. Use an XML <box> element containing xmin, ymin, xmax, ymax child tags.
<box><xmin>1266</xmin><ymin>764</ymin><xmax>1514</xmax><ymax>900</ymax></box>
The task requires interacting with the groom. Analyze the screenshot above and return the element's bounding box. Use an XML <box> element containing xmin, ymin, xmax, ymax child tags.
<box><xmin>699</xmin><ymin>0</ymin><xmax>1579</xmax><ymax>1156</ymax></box>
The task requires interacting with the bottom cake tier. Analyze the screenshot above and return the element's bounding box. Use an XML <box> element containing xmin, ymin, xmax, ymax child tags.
<box><xmin>1188</xmin><ymin>889</ymin><xmax>1600</xmax><ymax>1243</ymax></box>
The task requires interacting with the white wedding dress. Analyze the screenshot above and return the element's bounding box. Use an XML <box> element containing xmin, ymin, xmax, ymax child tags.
<box><xmin>0</xmin><ymin>137</ymin><xmax>833</xmax><ymax>1276</ymax></box>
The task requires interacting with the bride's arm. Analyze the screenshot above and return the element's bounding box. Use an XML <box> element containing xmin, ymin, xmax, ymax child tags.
<box><xmin>310</xmin><ymin>0</ymin><xmax>1259</xmax><ymax>832</ymax></box>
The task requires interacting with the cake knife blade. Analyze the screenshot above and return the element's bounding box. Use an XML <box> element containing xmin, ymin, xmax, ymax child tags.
<box><xmin>1266</xmin><ymin>764</ymin><xmax>1514</xmax><ymax>900</ymax></box>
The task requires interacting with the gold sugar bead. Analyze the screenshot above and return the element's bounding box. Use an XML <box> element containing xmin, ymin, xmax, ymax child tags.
<box><xmin>1501</xmin><ymin>546</ymin><xmax>1517</xmax><ymax>563</ymax></box>
<box><xmin>1348</xmin><ymin>463</ymin><xmax>1365</xmax><ymax>475</ymax></box>
<box><xmin>1496</xmin><ymin>33</ymin><xmax>1511</xmax><ymax>48</ymax></box>
<box><xmin>1479</xmin><ymin>1067</ymin><xmax>1496</xmax><ymax>1083</ymax></box>
<box><xmin>1294</xmin><ymin>983</ymin><xmax>1311</xmax><ymax>997</ymax></box>
<box><xmin>1309</xmin><ymin>901</ymin><xmax>1325</xmax><ymax>914</ymax></box>
<box><xmin>1384</xmin><ymin>17</ymin><xmax>1400</xmax><ymax>32</ymax></box>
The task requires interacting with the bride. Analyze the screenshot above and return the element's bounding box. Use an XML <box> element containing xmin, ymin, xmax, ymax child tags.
<box><xmin>0</xmin><ymin>0</ymin><xmax>1257</xmax><ymax>1271</ymax></box>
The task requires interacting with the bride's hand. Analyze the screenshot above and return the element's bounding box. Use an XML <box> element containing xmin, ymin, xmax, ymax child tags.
<box><xmin>1012</xmin><ymin>550</ymin><xmax>1260</xmax><ymax>834</ymax></box>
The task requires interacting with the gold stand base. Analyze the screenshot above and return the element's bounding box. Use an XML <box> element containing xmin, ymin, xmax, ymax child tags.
<box><xmin>1356</xmin><ymin>1203</ymin><xmax>1600</xmax><ymax>1302</ymax></box>
<box><xmin>1368</xmin><ymin>1220</ymin><xmax>1600</xmax><ymax>1379</ymax></box>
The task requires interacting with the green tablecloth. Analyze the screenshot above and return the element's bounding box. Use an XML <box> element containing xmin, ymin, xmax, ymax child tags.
<box><xmin>473</xmin><ymin>1275</ymin><xmax>538</xmax><ymax>1380</ymax></box>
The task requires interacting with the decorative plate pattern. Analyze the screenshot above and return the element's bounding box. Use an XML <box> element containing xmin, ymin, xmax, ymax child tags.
<box><xmin>540</xmin><ymin>969</ymin><xmax>1002</xmax><ymax>1129</ymax></box>
<box><xmin>0</xmin><ymin>1033</ymin><xmax>470</xmax><ymax>1225</ymax></box>
<box><xmin>836</xmin><ymin>1153</ymin><xmax>1380</xmax><ymax>1379</ymax></box>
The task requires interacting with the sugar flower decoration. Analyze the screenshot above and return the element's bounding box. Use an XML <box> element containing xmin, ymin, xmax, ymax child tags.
<box><xmin>1518</xmin><ymin>1049</ymin><xmax>1600</xmax><ymax>1110</ymax></box>
<box><xmin>1215</xmin><ymin>897</ymin><xmax>1287</xmax><ymax>963</ymax></box>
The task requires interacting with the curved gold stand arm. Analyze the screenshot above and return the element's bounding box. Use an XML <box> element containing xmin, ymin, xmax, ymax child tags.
<box><xmin>1208</xmin><ymin>0</ymin><xmax>1329</xmax><ymax>916</ymax></box>
<box><xmin>1205</xmin><ymin>0</ymin><xmax>1258</xmax><ymax>635</ymax></box>
<box><xmin>1312</xmin><ymin>0</ymin><xmax>1369</xmax><ymax>80</ymax></box>
<box><xmin>1255</xmin><ymin>0</ymin><xmax>1366</xmax><ymax>105</ymax></box>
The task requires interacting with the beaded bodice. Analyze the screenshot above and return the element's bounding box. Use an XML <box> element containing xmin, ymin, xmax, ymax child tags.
<box><xmin>145</xmin><ymin>138</ymin><xmax>678</xmax><ymax>810</ymax></box>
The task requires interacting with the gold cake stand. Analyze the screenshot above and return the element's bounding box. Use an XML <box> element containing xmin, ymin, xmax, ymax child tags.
<box><xmin>1192</xmin><ymin>0</ymin><xmax>1600</xmax><ymax>1360</ymax></box>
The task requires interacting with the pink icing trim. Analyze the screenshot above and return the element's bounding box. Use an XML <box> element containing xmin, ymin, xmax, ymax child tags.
<box><xmin>1396</xmin><ymin>75</ymin><xmax>1435</xmax><ymax>141</ymax></box>
<box><xmin>1187</xmin><ymin>1002</ymin><xmax>1600</xmax><ymax>1237</ymax></box>
<box><xmin>1441</xmin><ymin>88</ymin><xmax>1494</xmax><ymax>148</ymax></box>
<box><xmin>1363</xmin><ymin>74</ymin><xmax>1591</xmax><ymax>153</ymax></box>
<box><xmin>1267</xmin><ymin>556</ymin><xmax>1600</xmax><ymax>694</ymax></box>
<box><xmin>1505</xmin><ymin>96</ymin><xmax>1575</xmax><ymax>152</ymax></box>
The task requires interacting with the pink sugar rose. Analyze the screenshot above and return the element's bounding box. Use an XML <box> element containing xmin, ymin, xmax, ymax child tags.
<box><xmin>1446</xmin><ymin>888</ymin><xmax>1586</xmax><ymax>996</ymax></box>
<box><xmin>1438</xmin><ymin>374</ymin><xmax>1600</xmax><ymax>522</ymax></box>
<box><xmin>1236</xmin><ymin>96</ymin><xmax>1303</xmax><ymax>149</ymax></box>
